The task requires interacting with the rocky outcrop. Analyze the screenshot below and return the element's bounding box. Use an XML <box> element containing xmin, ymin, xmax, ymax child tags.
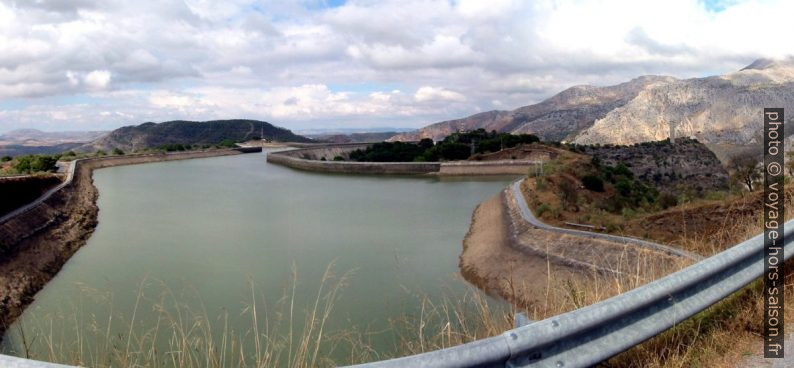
<box><xmin>578</xmin><ymin>138</ymin><xmax>729</xmax><ymax>194</ymax></box>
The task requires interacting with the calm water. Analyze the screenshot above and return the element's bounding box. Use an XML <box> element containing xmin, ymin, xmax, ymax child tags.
<box><xmin>1</xmin><ymin>150</ymin><xmax>515</xmax><ymax>365</ymax></box>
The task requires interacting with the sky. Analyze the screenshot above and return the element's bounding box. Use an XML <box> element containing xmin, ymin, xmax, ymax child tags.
<box><xmin>0</xmin><ymin>0</ymin><xmax>793</xmax><ymax>133</ymax></box>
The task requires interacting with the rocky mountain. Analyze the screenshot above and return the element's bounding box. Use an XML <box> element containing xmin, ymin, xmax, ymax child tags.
<box><xmin>392</xmin><ymin>58</ymin><xmax>794</xmax><ymax>158</ymax></box>
<box><xmin>81</xmin><ymin>119</ymin><xmax>312</xmax><ymax>152</ymax></box>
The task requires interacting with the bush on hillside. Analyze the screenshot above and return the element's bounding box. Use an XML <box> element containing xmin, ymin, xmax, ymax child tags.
<box><xmin>581</xmin><ymin>175</ymin><xmax>604</xmax><ymax>192</ymax></box>
<box><xmin>13</xmin><ymin>154</ymin><xmax>59</xmax><ymax>174</ymax></box>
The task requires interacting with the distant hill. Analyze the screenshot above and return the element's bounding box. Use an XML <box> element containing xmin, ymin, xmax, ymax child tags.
<box><xmin>0</xmin><ymin>129</ymin><xmax>106</xmax><ymax>146</ymax></box>
<box><xmin>80</xmin><ymin>119</ymin><xmax>312</xmax><ymax>152</ymax></box>
<box><xmin>0</xmin><ymin>143</ymin><xmax>84</xmax><ymax>158</ymax></box>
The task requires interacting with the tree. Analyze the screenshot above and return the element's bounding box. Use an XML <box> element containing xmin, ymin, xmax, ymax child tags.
<box><xmin>13</xmin><ymin>154</ymin><xmax>57</xmax><ymax>173</ymax></box>
<box><xmin>558</xmin><ymin>178</ymin><xmax>579</xmax><ymax>210</ymax></box>
<box><xmin>418</xmin><ymin>138</ymin><xmax>434</xmax><ymax>150</ymax></box>
<box><xmin>112</xmin><ymin>148</ymin><xmax>125</xmax><ymax>155</ymax></box>
<box><xmin>728</xmin><ymin>154</ymin><xmax>760</xmax><ymax>191</ymax></box>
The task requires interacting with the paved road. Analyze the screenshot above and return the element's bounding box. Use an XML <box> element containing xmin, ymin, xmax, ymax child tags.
<box><xmin>510</xmin><ymin>179</ymin><xmax>703</xmax><ymax>261</ymax></box>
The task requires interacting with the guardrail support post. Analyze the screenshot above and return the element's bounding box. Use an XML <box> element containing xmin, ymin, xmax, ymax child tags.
<box><xmin>515</xmin><ymin>313</ymin><xmax>532</xmax><ymax>328</ymax></box>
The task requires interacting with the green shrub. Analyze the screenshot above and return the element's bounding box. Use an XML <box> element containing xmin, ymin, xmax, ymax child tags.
<box><xmin>218</xmin><ymin>139</ymin><xmax>236</xmax><ymax>148</ymax></box>
<box><xmin>535</xmin><ymin>177</ymin><xmax>547</xmax><ymax>191</ymax></box>
<box><xmin>581</xmin><ymin>175</ymin><xmax>604</xmax><ymax>192</ymax></box>
<box><xmin>333</xmin><ymin>156</ymin><xmax>344</xmax><ymax>161</ymax></box>
<box><xmin>1</xmin><ymin>155</ymin><xmax>11</xmax><ymax>162</ymax></box>
<box><xmin>536</xmin><ymin>203</ymin><xmax>551</xmax><ymax>218</ymax></box>
<box><xmin>13</xmin><ymin>154</ymin><xmax>58</xmax><ymax>174</ymax></box>
<box><xmin>112</xmin><ymin>148</ymin><xmax>125</xmax><ymax>155</ymax></box>
<box><xmin>658</xmin><ymin>192</ymin><xmax>678</xmax><ymax>209</ymax></box>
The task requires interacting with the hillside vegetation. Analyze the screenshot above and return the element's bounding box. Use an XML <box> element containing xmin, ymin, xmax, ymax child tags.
<box><xmin>81</xmin><ymin>119</ymin><xmax>311</xmax><ymax>152</ymax></box>
<box><xmin>521</xmin><ymin>138</ymin><xmax>733</xmax><ymax>232</ymax></box>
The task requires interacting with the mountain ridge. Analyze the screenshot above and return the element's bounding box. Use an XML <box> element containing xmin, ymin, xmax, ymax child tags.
<box><xmin>391</xmin><ymin>59</ymin><xmax>794</xmax><ymax>153</ymax></box>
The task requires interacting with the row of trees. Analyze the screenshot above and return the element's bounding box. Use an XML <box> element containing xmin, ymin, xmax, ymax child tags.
<box><xmin>8</xmin><ymin>154</ymin><xmax>59</xmax><ymax>174</ymax></box>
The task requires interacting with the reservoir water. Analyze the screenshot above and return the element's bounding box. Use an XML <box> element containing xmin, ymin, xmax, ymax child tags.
<box><xmin>1</xmin><ymin>150</ymin><xmax>515</xmax><ymax>366</ymax></box>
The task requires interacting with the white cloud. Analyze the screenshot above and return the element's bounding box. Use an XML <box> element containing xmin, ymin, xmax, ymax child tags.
<box><xmin>1</xmin><ymin>0</ymin><xmax>794</xmax><ymax>133</ymax></box>
<box><xmin>83</xmin><ymin>70</ymin><xmax>112</xmax><ymax>90</ymax></box>
<box><xmin>414</xmin><ymin>86</ymin><xmax>466</xmax><ymax>103</ymax></box>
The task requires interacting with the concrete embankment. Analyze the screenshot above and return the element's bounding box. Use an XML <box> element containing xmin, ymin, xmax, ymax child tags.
<box><xmin>267</xmin><ymin>143</ymin><xmax>539</xmax><ymax>175</ymax></box>
<box><xmin>0</xmin><ymin>147</ymin><xmax>260</xmax><ymax>337</ymax></box>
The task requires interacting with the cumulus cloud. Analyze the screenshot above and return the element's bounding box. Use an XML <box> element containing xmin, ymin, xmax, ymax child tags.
<box><xmin>83</xmin><ymin>70</ymin><xmax>111</xmax><ymax>90</ymax></box>
<box><xmin>1</xmin><ymin>0</ymin><xmax>794</xmax><ymax>133</ymax></box>
<box><xmin>414</xmin><ymin>86</ymin><xmax>466</xmax><ymax>103</ymax></box>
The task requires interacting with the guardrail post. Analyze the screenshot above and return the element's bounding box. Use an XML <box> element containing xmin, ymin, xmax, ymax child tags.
<box><xmin>515</xmin><ymin>313</ymin><xmax>532</xmax><ymax>328</ymax></box>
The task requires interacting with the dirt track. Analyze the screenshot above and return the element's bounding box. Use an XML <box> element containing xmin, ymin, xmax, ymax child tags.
<box><xmin>0</xmin><ymin>149</ymin><xmax>257</xmax><ymax>338</ymax></box>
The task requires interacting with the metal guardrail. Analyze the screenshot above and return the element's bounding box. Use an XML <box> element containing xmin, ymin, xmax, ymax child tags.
<box><xmin>1</xmin><ymin>178</ymin><xmax>789</xmax><ymax>367</ymax></box>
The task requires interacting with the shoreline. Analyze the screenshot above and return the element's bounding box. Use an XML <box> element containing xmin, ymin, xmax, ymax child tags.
<box><xmin>0</xmin><ymin>148</ymin><xmax>260</xmax><ymax>339</ymax></box>
<box><xmin>459</xmin><ymin>191</ymin><xmax>582</xmax><ymax>308</ymax></box>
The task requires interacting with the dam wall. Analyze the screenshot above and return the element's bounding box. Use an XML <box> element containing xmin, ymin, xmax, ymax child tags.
<box><xmin>268</xmin><ymin>151</ymin><xmax>440</xmax><ymax>174</ymax></box>
<box><xmin>0</xmin><ymin>147</ymin><xmax>261</xmax><ymax>257</ymax></box>
<box><xmin>267</xmin><ymin>143</ymin><xmax>440</xmax><ymax>174</ymax></box>
<box><xmin>438</xmin><ymin>160</ymin><xmax>538</xmax><ymax>175</ymax></box>
<box><xmin>267</xmin><ymin>144</ymin><xmax>539</xmax><ymax>176</ymax></box>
